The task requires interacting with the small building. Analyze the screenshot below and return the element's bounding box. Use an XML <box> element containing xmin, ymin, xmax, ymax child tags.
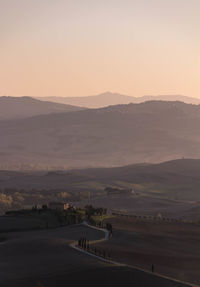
<box><xmin>48</xmin><ymin>202</ymin><xmax>69</xmax><ymax>211</ymax></box>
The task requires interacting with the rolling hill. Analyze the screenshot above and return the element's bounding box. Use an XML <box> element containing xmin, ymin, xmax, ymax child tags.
<box><xmin>1</xmin><ymin>159</ymin><xmax>200</xmax><ymax>211</ymax></box>
<box><xmin>72</xmin><ymin>158</ymin><xmax>200</xmax><ymax>201</ymax></box>
<box><xmin>37</xmin><ymin>92</ymin><xmax>200</xmax><ymax>108</ymax></box>
<box><xmin>0</xmin><ymin>96</ymin><xmax>85</xmax><ymax>120</ymax></box>
<box><xmin>0</xmin><ymin>101</ymin><xmax>200</xmax><ymax>169</ymax></box>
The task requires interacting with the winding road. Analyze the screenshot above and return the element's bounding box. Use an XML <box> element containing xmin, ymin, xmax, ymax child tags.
<box><xmin>0</xmin><ymin>222</ymin><xmax>196</xmax><ymax>287</ymax></box>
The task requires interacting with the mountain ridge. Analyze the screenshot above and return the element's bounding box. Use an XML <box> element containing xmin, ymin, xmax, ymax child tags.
<box><xmin>37</xmin><ymin>92</ymin><xmax>200</xmax><ymax>108</ymax></box>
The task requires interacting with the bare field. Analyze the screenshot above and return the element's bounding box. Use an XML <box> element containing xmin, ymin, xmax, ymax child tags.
<box><xmin>0</xmin><ymin>215</ymin><xmax>59</xmax><ymax>232</ymax></box>
<box><xmin>0</xmin><ymin>225</ymin><xmax>107</xmax><ymax>287</ymax></box>
<box><xmin>94</xmin><ymin>217</ymin><xmax>200</xmax><ymax>286</ymax></box>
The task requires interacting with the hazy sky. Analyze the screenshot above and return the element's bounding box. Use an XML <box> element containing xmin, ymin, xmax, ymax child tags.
<box><xmin>0</xmin><ymin>0</ymin><xmax>200</xmax><ymax>98</ymax></box>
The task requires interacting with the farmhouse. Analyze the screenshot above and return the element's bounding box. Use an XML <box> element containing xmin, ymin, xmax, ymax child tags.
<box><xmin>48</xmin><ymin>201</ymin><xmax>69</xmax><ymax>210</ymax></box>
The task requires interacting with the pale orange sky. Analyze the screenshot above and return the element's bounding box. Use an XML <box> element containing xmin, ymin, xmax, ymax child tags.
<box><xmin>0</xmin><ymin>0</ymin><xmax>200</xmax><ymax>98</ymax></box>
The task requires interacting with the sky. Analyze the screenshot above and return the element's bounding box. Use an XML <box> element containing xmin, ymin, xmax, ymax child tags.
<box><xmin>0</xmin><ymin>0</ymin><xmax>200</xmax><ymax>98</ymax></box>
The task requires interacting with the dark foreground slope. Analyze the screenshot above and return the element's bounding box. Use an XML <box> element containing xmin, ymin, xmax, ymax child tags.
<box><xmin>95</xmin><ymin>217</ymin><xmax>200</xmax><ymax>286</ymax></box>
<box><xmin>0</xmin><ymin>225</ymin><xmax>105</xmax><ymax>287</ymax></box>
<box><xmin>1</xmin><ymin>101</ymin><xmax>200</xmax><ymax>168</ymax></box>
<box><xmin>0</xmin><ymin>224</ymin><xmax>192</xmax><ymax>287</ymax></box>
<box><xmin>31</xmin><ymin>267</ymin><xmax>192</xmax><ymax>287</ymax></box>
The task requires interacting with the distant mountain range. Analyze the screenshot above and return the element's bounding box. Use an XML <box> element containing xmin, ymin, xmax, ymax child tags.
<box><xmin>37</xmin><ymin>92</ymin><xmax>200</xmax><ymax>108</ymax></box>
<box><xmin>0</xmin><ymin>96</ymin><xmax>85</xmax><ymax>120</ymax></box>
<box><xmin>1</xmin><ymin>100</ymin><xmax>200</xmax><ymax>169</ymax></box>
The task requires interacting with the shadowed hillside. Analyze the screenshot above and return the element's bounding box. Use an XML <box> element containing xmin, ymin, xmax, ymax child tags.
<box><xmin>0</xmin><ymin>101</ymin><xmax>200</xmax><ymax>168</ymax></box>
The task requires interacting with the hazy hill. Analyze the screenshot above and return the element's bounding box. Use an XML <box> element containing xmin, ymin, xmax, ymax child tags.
<box><xmin>0</xmin><ymin>101</ymin><xmax>200</xmax><ymax>168</ymax></box>
<box><xmin>37</xmin><ymin>92</ymin><xmax>200</xmax><ymax>108</ymax></box>
<box><xmin>0</xmin><ymin>96</ymin><xmax>85</xmax><ymax>120</ymax></box>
